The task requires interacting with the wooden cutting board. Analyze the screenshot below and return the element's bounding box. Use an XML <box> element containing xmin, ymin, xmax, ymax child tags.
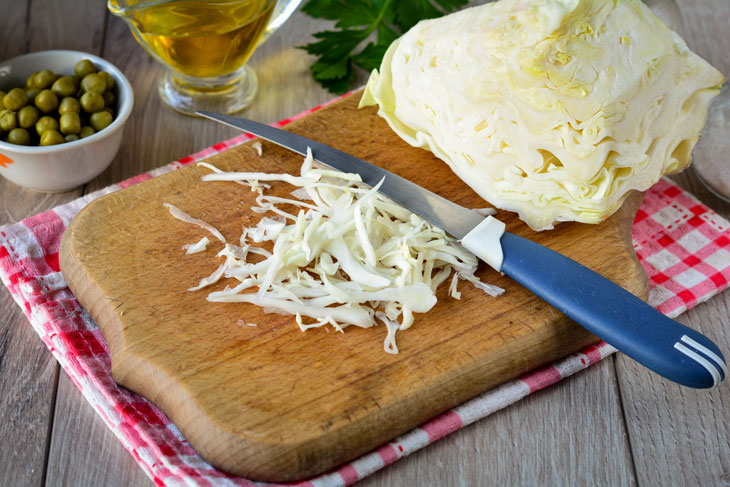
<box><xmin>59</xmin><ymin>92</ymin><xmax>648</xmax><ymax>482</ymax></box>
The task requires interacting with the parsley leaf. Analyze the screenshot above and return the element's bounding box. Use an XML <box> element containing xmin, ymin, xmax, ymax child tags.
<box><xmin>300</xmin><ymin>0</ymin><xmax>468</xmax><ymax>93</ymax></box>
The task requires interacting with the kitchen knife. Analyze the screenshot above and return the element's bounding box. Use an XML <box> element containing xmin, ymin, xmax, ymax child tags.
<box><xmin>198</xmin><ymin>110</ymin><xmax>727</xmax><ymax>390</ymax></box>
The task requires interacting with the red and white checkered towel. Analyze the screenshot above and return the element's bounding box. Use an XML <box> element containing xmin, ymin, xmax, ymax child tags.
<box><xmin>1</xmin><ymin>95</ymin><xmax>729</xmax><ymax>487</ymax></box>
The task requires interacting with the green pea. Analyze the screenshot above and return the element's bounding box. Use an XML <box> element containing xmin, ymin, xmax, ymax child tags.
<box><xmin>35</xmin><ymin>115</ymin><xmax>59</xmax><ymax>135</ymax></box>
<box><xmin>51</xmin><ymin>76</ymin><xmax>77</xmax><ymax>98</ymax></box>
<box><xmin>74</xmin><ymin>59</ymin><xmax>96</xmax><ymax>78</ymax></box>
<box><xmin>7</xmin><ymin>128</ymin><xmax>30</xmax><ymax>145</ymax></box>
<box><xmin>26</xmin><ymin>72</ymin><xmax>39</xmax><ymax>88</ymax></box>
<box><xmin>3</xmin><ymin>88</ymin><xmax>29</xmax><ymax>110</ymax></box>
<box><xmin>99</xmin><ymin>71</ymin><xmax>115</xmax><ymax>91</ymax></box>
<box><xmin>34</xmin><ymin>89</ymin><xmax>59</xmax><ymax>113</ymax></box>
<box><xmin>17</xmin><ymin>105</ymin><xmax>40</xmax><ymax>129</ymax></box>
<box><xmin>64</xmin><ymin>134</ymin><xmax>80</xmax><ymax>143</ymax></box>
<box><xmin>25</xmin><ymin>87</ymin><xmax>40</xmax><ymax>101</ymax></box>
<box><xmin>80</xmin><ymin>73</ymin><xmax>106</xmax><ymax>94</ymax></box>
<box><xmin>40</xmin><ymin>129</ymin><xmax>65</xmax><ymax>146</ymax></box>
<box><xmin>32</xmin><ymin>69</ymin><xmax>56</xmax><ymax>90</ymax></box>
<box><xmin>90</xmin><ymin>111</ymin><xmax>113</xmax><ymax>132</ymax></box>
<box><xmin>60</xmin><ymin>112</ymin><xmax>81</xmax><ymax>135</ymax></box>
<box><xmin>79</xmin><ymin>126</ymin><xmax>95</xmax><ymax>138</ymax></box>
<box><xmin>103</xmin><ymin>90</ymin><xmax>115</xmax><ymax>107</ymax></box>
<box><xmin>80</xmin><ymin>91</ymin><xmax>104</xmax><ymax>113</ymax></box>
<box><xmin>0</xmin><ymin>110</ymin><xmax>17</xmax><ymax>131</ymax></box>
<box><xmin>59</xmin><ymin>97</ymin><xmax>81</xmax><ymax>115</ymax></box>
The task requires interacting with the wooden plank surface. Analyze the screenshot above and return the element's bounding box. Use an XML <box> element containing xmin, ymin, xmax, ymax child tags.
<box><xmin>361</xmin><ymin>359</ymin><xmax>638</xmax><ymax>487</ymax></box>
<box><xmin>0</xmin><ymin>294</ymin><xmax>59</xmax><ymax>487</ymax></box>
<box><xmin>0</xmin><ymin>1</ymin><xmax>102</xmax><ymax>486</ymax></box>
<box><xmin>0</xmin><ymin>1</ymin><xmax>728</xmax><ymax>486</ymax></box>
<box><xmin>615</xmin><ymin>2</ymin><xmax>730</xmax><ymax>487</ymax></box>
<box><xmin>45</xmin><ymin>373</ymin><xmax>150</xmax><ymax>487</ymax></box>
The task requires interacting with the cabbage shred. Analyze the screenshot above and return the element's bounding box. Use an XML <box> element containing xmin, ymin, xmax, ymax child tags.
<box><xmin>168</xmin><ymin>149</ymin><xmax>503</xmax><ymax>353</ymax></box>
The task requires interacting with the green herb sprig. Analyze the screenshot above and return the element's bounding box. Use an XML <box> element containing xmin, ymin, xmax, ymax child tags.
<box><xmin>300</xmin><ymin>0</ymin><xmax>468</xmax><ymax>93</ymax></box>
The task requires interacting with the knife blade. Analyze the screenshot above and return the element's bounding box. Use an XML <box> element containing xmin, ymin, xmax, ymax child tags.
<box><xmin>198</xmin><ymin>110</ymin><xmax>727</xmax><ymax>390</ymax></box>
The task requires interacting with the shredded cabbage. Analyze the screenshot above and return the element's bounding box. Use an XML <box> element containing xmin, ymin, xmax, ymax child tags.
<box><xmin>167</xmin><ymin>149</ymin><xmax>503</xmax><ymax>353</ymax></box>
<box><xmin>182</xmin><ymin>236</ymin><xmax>210</xmax><ymax>254</ymax></box>
<box><xmin>164</xmin><ymin>203</ymin><xmax>226</xmax><ymax>243</ymax></box>
<box><xmin>252</xmin><ymin>141</ymin><xmax>263</xmax><ymax>156</ymax></box>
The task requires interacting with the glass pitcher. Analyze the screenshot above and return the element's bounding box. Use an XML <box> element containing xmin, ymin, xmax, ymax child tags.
<box><xmin>108</xmin><ymin>0</ymin><xmax>302</xmax><ymax>116</ymax></box>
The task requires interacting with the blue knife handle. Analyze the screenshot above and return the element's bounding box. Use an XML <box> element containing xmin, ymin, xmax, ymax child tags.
<box><xmin>499</xmin><ymin>231</ymin><xmax>727</xmax><ymax>389</ymax></box>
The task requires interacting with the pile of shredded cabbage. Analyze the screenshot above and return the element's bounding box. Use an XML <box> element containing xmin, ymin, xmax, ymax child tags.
<box><xmin>166</xmin><ymin>149</ymin><xmax>503</xmax><ymax>353</ymax></box>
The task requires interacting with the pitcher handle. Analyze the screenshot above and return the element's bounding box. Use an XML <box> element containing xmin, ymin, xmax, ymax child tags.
<box><xmin>261</xmin><ymin>0</ymin><xmax>303</xmax><ymax>44</ymax></box>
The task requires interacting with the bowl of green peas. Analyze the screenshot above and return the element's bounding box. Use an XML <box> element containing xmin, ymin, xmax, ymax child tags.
<box><xmin>0</xmin><ymin>50</ymin><xmax>133</xmax><ymax>192</ymax></box>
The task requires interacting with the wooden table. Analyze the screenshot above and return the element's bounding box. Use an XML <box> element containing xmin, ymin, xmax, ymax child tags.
<box><xmin>1</xmin><ymin>1</ymin><xmax>728</xmax><ymax>485</ymax></box>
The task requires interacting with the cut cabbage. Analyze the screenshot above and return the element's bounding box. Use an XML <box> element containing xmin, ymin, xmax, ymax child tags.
<box><xmin>360</xmin><ymin>0</ymin><xmax>725</xmax><ymax>230</ymax></box>
<box><xmin>252</xmin><ymin>141</ymin><xmax>263</xmax><ymax>156</ymax></box>
<box><xmin>182</xmin><ymin>236</ymin><xmax>210</xmax><ymax>254</ymax></box>
<box><xmin>164</xmin><ymin>203</ymin><xmax>226</xmax><ymax>243</ymax></box>
<box><xmin>167</xmin><ymin>149</ymin><xmax>503</xmax><ymax>353</ymax></box>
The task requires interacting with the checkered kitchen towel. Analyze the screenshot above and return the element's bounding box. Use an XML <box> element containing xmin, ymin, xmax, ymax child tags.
<box><xmin>1</xmin><ymin>95</ymin><xmax>729</xmax><ymax>486</ymax></box>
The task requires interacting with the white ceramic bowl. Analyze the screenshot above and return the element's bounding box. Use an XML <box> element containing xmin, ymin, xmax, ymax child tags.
<box><xmin>0</xmin><ymin>50</ymin><xmax>134</xmax><ymax>192</ymax></box>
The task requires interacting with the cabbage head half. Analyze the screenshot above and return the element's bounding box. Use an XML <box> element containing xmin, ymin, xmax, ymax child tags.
<box><xmin>360</xmin><ymin>0</ymin><xmax>725</xmax><ymax>230</ymax></box>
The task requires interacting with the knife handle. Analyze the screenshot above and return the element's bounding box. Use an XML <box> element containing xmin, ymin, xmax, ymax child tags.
<box><xmin>463</xmin><ymin>227</ymin><xmax>727</xmax><ymax>389</ymax></box>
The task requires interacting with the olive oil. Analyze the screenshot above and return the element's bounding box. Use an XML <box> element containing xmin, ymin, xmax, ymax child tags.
<box><xmin>113</xmin><ymin>0</ymin><xmax>276</xmax><ymax>79</ymax></box>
